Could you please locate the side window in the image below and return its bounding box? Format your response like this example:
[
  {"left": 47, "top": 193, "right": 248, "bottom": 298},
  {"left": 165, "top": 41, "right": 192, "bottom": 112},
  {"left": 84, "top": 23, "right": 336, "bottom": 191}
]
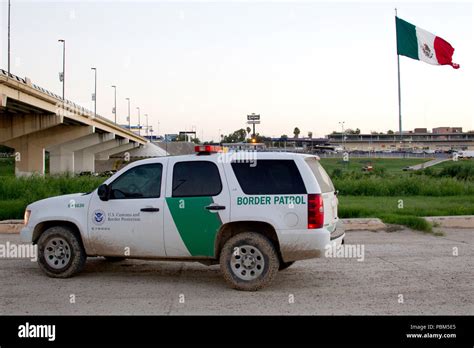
[
  {"left": 172, "top": 161, "right": 222, "bottom": 197},
  {"left": 231, "top": 160, "right": 307, "bottom": 195},
  {"left": 109, "top": 163, "right": 163, "bottom": 199}
]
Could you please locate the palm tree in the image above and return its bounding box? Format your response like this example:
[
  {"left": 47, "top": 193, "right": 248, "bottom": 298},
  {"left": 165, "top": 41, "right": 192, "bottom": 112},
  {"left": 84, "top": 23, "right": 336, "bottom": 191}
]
[
  {"left": 293, "top": 127, "right": 300, "bottom": 138},
  {"left": 308, "top": 131, "right": 313, "bottom": 139}
]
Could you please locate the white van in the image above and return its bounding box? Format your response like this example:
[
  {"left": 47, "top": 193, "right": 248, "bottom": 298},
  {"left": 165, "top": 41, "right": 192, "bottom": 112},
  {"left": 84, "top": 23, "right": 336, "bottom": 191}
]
[{"left": 21, "top": 146, "right": 344, "bottom": 291}]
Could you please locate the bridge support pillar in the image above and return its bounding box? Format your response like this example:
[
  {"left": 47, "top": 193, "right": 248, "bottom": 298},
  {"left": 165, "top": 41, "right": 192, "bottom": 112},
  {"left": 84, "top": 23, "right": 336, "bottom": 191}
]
[
  {"left": 48, "top": 132, "right": 115, "bottom": 175},
  {"left": 2, "top": 125, "right": 93, "bottom": 176},
  {"left": 73, "top": 138, "right": 130, "bottom": 173}
]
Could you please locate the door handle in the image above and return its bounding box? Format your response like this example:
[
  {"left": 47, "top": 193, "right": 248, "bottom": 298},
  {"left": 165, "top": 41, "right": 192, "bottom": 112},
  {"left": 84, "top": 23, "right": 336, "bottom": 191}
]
[
  {"left": 205, "top": 204, "right": 226, "bottom": 211},
  {"left": 140, "top": 207, "right": 160, "bottom": 212}
]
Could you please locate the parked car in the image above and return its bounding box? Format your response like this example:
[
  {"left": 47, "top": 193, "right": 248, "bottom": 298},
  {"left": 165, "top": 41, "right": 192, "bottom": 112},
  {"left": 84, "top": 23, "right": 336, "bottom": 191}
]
[{"left": 21, "top": 146, "right": 344, "bottom": 291}]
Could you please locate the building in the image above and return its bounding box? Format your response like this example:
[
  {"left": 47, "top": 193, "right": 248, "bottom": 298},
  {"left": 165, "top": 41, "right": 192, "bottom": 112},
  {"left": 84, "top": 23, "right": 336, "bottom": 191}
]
[
  {"left": 432, "top": 127, "right": 463, "bottom": 134},
  {"left": 326, "top": 127, "right": 474, "bottom": 152}
]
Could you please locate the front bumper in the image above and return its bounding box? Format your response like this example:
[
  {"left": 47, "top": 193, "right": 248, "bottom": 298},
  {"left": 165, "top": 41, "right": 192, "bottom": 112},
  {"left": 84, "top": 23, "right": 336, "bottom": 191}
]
[{"left": 20, "top": 226, "right": 34, "bottom": 243}]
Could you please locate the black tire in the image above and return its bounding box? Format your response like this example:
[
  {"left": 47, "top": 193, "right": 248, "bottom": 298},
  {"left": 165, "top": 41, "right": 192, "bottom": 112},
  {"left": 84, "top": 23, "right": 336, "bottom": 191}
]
[
  {"left": 103, "top": 256, "right": 126, "bottom": 262},
  {"left": 220, "top": 232, "right": 279, "bottom": 291},
  {"left": 279, "top": 261, "right": 295, "bottom": 271},
  {"left": 37, "top": 226, "right": 86, "bottom": 278}
]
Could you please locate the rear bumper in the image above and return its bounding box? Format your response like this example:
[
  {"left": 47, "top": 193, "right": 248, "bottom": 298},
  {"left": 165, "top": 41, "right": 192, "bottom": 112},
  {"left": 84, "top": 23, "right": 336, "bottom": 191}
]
[{"left": 278, "top": 220, "right": 345, "bottom": 262}]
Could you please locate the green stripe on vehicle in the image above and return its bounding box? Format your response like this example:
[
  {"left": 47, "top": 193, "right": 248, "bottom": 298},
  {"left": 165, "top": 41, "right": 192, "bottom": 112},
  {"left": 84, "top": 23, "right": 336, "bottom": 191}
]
[{"left": 166, "top": 197, "right": 222, "bottom": 257}]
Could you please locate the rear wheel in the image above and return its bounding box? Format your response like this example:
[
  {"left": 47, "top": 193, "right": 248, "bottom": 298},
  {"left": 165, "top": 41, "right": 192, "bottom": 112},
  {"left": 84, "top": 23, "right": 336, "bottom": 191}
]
[
  {"left": 37, "top": 226, "right": 86, "bottom": 278},
  {"left": 220, "top": 232, "right": 279, "bottom": 291}
]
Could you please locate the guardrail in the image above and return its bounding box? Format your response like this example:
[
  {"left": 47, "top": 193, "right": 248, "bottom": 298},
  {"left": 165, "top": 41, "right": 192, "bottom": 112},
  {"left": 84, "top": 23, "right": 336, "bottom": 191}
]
[{"left": 0, "top": 69, "right": 135, "bottom": 134}]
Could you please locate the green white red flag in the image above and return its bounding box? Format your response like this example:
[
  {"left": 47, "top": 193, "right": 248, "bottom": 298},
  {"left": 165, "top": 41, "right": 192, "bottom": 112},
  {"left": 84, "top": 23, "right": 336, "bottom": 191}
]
[{"left": 396, "top": 16, "right": 460, "bottom": 69}]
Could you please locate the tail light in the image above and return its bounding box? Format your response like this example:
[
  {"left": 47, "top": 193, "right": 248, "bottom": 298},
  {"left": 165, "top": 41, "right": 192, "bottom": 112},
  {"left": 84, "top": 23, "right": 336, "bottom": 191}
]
[{"left": 308, "top": 194, "right": 324, "bottom": 229}]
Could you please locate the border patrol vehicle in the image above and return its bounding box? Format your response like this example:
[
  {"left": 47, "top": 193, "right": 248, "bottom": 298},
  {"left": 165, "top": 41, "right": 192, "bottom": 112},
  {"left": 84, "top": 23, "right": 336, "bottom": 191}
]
[{"left": 21, "top": 146, "right": 344, "bottom": 291}]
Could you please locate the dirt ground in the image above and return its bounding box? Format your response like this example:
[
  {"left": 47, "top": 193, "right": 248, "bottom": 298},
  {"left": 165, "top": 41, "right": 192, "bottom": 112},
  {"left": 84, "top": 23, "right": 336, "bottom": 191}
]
[{"left": 0, "top": 227, "right": 472, "bottom": 315}]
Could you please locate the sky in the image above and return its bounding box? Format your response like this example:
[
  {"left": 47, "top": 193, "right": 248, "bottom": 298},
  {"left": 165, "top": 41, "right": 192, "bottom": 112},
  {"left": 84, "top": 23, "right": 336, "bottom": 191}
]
[{"left": 0, "top": 0, "right": 473, "bottom": 141}]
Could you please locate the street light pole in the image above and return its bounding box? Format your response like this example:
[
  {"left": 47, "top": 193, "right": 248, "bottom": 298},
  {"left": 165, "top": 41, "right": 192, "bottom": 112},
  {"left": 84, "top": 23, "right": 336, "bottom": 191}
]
[
  {"left": 144, "top": 114, "right": 149, "bottom": 137},
  {"left": 58, "top": 39, "right": 65, "bottom": 100},
  {"left": 126, "top": 98, "right": 130, "bottom": 129},
  {"left": 91, "top": 68, "right": 97, "bottom": 117},
  {"left": 111, "top": 85, "right": 117, "bottom": 123},
  {"left": 7, "top": 0, "right": 11, "bottom": 74},
  {"left": 339, "top": 121, "right": 345, "bottom": 149},
  {"left": 136, "top": 107, "right": 141, "bottom": 136}
]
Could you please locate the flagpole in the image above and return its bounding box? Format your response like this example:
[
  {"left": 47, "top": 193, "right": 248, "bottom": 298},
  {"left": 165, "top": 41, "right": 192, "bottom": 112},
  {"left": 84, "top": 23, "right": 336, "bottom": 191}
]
[{"left": 395, "top": 8, "right": 402, "bottom": 143}]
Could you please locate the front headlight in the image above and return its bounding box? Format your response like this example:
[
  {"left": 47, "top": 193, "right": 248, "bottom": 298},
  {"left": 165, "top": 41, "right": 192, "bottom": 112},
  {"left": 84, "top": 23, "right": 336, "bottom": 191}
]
[{"left": 24, "top": 209, "right": 31, "bottom": 226}]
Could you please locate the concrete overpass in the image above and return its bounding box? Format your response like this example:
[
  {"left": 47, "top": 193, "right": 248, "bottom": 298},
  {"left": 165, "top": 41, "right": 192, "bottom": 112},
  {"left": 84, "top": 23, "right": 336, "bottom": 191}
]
[{"left": 0, "top": 69, "right": 146, "bottom": 176}]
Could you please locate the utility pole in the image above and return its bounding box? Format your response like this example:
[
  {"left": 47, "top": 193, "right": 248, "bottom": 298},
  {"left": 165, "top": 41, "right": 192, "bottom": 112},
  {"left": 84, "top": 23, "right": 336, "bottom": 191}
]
[
  {"left": 7, "top": 0, "right": 11, "bottom": 74},
  {"left": 58, "top": 39, "right": 65, "bottom": 100},
  {"left": 111, "top": 85, "right": 117, "bottom": 123},
  {"left": 91, "top": 68, "right": 97, "bottom": 117},
  {"left": 126, "top": 98, "right": 131, "bottom": 129},
  {"left": 144, "top": 114, "right": 149, "bottom": 137},
  {"left": 136, "top": 107, "right": 141, "bottom": 136},
  {"left": 339, "top": 121, "right": 345, "bottom": 149},
  {"left": 395, "top": 8, "right": 403, "bottom": 143}
]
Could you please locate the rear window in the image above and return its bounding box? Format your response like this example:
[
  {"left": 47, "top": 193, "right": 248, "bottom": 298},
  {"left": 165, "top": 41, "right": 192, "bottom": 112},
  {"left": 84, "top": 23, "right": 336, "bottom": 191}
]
[
  {"left": 231, "top": 160, "right": 306, "bottom": 195},
  {"left": 305, "top": 157, "right": 335, "bottom": 193}
]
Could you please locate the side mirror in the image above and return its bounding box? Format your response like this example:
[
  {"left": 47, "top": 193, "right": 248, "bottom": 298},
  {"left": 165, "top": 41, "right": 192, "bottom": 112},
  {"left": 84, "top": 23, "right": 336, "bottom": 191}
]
[{"left": 97, "top": 184, "right": 109, "bottom": 201}]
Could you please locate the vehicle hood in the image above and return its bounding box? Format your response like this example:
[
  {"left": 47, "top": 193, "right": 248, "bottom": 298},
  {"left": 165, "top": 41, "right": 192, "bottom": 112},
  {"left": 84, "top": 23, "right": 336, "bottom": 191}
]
[{"left": 27, "top": 193, "right": 87, "bottom": 210}]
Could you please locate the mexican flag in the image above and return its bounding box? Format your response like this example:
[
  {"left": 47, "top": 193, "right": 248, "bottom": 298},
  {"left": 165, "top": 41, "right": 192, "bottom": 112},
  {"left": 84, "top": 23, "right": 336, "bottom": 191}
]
[{"left": 396, "top": 17, "right": 460, "bottom": 69}]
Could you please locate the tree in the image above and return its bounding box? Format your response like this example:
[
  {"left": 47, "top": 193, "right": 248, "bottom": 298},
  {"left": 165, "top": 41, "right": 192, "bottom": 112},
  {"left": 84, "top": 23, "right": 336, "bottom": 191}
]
[
  {"left": 222, "top": 128, "right": 247, "bottom": 143},
  {"left": 387, "top": 130, "right": 394, "bottom": 135},
  {"left": 355, "top": 128, "right": 361, "bottom": 134},
  {"left": 293, "top": 127, "right": 300, "bottom": 138},
  {"left": 345, "top": 128, "right": 355, "bottom": 135},
  {"left": 308, "top": 131, "right": 313, "bottom": 139},
  {"left": 246, "top": 127, "right": 251, "bottom": 136}
]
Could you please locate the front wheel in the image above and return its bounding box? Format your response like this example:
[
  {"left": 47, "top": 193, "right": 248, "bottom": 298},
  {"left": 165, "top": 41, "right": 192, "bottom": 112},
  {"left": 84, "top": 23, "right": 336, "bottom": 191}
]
[
  {"left": 37, "top": 226, "right": 86, "bottom": 278},
  {"left": 220, "top": 232, "right": 279, "bottom": 291}
]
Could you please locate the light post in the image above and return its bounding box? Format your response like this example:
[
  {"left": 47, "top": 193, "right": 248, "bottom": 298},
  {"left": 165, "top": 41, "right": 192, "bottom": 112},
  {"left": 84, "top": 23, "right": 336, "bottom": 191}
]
[
  {"left": 58, "top": 39, "right": 65, "bottom": 100},
  {"left": 126, "top": 98, "right": 131, "bottom": 129},
  {"left": 339, "top": 121, "right": 345, "bottom": 149},
  {"left": 136, "top": 107, "right": 141, "bottom": 136},
  {"left": 7, "top": 0, "right": 11, "bottom": 73},
  {"left": 144, "top": 114, "right": 149, "bottom": 137},
  {"left": 91, "top": 68, "right": 97, "bottom": 117},
  {"left": 111, "top": 85, "right": 117, "bottom": 123}
]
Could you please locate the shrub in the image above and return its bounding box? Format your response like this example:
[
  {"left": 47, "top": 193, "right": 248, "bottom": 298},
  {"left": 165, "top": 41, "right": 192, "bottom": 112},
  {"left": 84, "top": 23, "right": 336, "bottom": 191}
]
[{"left": 379, "top": 214, "right": 433, "bottom": 233}]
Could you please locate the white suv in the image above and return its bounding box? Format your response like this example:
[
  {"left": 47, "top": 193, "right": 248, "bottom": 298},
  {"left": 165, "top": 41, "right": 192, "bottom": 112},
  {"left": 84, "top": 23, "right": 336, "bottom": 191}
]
[{"left": 21, "top": 146, "right": 344, "bottom": 291}]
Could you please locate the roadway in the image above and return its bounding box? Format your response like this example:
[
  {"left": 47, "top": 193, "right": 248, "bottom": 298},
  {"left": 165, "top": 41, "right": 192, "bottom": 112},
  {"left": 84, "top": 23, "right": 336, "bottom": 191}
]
[{"left": 0, "top": 227, "right": 472, "bottom": 315}]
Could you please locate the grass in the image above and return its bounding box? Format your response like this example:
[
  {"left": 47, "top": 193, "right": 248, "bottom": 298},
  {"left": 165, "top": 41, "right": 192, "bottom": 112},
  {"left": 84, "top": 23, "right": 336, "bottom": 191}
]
[
  {"left": 0, "top": 175, "right": 106, "bottom": 220},
  {"left": 333, "top": 176, "right": 474, "bottom": 196},
  {"left": 1, "top": 157, "right": 473, "bottom": 234},
  {"left": 338, "top": 195, "right": 474, "bottom": 218},
  {"left": 378, "top": 214, "right": 433, "bottom": 233},
  {"left": 319, "top": 157, "right": 430, "bottom": 175},
  {"left": 338, "top": 195, "right": 474, "bottom": 233},
  {"left": 0, "top": 158, "right": 14, "bottom": 176}
]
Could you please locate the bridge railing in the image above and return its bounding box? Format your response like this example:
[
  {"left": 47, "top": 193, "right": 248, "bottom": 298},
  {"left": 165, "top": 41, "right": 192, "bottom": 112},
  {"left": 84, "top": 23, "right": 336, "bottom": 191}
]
[{"left": 0, "top": 68, "right": 134, "bottom": 133}]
